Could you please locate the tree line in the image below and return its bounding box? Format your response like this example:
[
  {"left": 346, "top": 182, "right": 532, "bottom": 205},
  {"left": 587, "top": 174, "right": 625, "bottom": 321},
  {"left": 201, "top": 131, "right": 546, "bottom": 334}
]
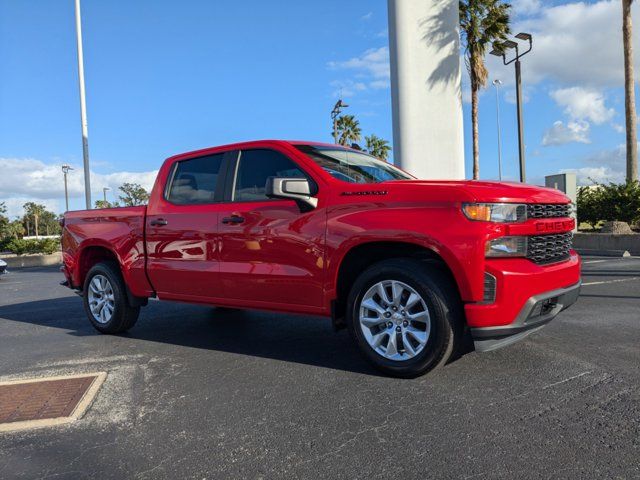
[{"left": 0, "top": 202, "right": 58, "bottom": 239}]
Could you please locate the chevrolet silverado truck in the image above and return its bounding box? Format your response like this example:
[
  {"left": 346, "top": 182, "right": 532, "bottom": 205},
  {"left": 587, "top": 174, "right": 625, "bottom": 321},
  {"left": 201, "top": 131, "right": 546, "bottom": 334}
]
[{"left": 61, "top": 140, "right": 581, "bottom": 377}]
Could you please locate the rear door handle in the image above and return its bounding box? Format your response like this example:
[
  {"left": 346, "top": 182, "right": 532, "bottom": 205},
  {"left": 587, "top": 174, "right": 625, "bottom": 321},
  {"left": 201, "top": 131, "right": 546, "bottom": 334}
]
[
  {"left": 150, "top": 218, "right": 168, "bottom": 227},
  {"left": 222, "top": 215, "right": 245, "bottom": 225}
]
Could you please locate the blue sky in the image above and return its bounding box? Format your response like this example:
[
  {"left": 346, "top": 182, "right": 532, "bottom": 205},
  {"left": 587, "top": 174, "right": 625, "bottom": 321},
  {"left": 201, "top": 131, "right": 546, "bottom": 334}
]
[{"left": 0, "top": 0, "right": 636, "bottom": 216}]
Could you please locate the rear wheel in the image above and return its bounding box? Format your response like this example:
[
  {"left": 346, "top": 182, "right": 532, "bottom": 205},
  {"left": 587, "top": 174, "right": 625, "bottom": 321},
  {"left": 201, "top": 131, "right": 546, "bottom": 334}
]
[
  {"left": 346, "top": 258, "right": 462, "bottom": 378},
  {"left": 83, "top": 262, "right": 140, "bottom": 334}
]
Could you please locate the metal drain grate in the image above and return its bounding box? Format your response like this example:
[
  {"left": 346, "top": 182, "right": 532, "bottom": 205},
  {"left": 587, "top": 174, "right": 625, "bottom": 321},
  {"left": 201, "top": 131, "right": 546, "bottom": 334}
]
[{"left": 0, "top": 372, "right": 106, "bottom": 432}]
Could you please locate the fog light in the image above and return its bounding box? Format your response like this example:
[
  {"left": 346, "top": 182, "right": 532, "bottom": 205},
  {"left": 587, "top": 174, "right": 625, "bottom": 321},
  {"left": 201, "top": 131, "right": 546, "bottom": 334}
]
[
  {"left": 486, "top": 236, "right": 527, "bottom": 258},
  {"left": 483, "top": 273, "right": 497, "bottom": 304}
]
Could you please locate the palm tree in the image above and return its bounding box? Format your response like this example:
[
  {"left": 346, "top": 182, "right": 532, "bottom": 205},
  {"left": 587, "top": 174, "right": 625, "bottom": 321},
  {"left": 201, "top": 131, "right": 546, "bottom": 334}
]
[
  {"left": 623, "top": 0, "right": 638, "bottom": 182},
  {"left": 23, "top": 202, "right": 46, "bottom": 238},
  {"left": 7, "top": 220, "right": 25, "bottom": 239},
  {"left": 335, "top": 115, "right": 362, "bottom": 146},
  {"left": 365, "top": 135, "right": 392, "bottom": 161},
  {"left": 32, "top": 204, "right": 45, "bottom": 238},
  {"left": 460, "top": 0, "right": 510, "bottom": 180}
]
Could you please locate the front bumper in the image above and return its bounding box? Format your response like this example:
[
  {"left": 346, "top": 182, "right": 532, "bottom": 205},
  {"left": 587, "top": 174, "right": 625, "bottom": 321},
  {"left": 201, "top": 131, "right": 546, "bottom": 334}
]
[
  {"left": 471, "top": 281, "right": 581, "bottom": 352},
  {"left": 463, "top": 251, "right": 581, "bottom": 352}
]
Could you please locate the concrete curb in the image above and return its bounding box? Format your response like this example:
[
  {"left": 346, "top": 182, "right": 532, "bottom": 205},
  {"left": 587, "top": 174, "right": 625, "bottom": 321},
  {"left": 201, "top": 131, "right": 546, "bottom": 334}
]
[
  {"left": 573, "top": 233, "right": 640, "bottom": 256},
  {"left": 575, "top": 248, "right": 631, "bottom": 258},
  {"left": 0, "top": 252, "right": 62, "bottom": 269}
]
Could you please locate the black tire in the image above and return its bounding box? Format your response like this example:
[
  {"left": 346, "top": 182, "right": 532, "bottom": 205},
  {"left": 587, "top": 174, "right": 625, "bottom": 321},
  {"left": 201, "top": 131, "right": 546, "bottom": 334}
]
[
  {"left": 346, "top": 258, "right": 463, "bottom": 378},
  {"left": 82, "top": 261, "right": 140, "bottom": 334}
]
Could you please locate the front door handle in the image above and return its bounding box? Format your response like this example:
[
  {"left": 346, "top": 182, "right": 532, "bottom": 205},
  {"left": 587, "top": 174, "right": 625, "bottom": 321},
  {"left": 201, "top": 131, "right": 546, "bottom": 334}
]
[
  {"left": 150, "top": 218, "right": 168, "bottom": 227},
  {"left": 222, "top": 215, "right": 245, "bottom": 225}
]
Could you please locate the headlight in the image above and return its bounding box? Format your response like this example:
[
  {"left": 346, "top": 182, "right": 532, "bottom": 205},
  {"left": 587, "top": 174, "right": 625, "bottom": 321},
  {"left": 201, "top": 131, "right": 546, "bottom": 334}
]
[
  {"left": 463, "top": 203, "right": 527, "bottom": 223},
  {"left": 486, "top": 236, "right": 527, "bottom": 258}
]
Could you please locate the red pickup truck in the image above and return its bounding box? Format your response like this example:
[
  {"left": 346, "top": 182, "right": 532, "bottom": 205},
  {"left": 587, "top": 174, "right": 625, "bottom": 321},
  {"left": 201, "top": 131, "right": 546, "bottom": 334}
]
[{"left": 61, "top": 140, "right": 581, "bottom": 377}]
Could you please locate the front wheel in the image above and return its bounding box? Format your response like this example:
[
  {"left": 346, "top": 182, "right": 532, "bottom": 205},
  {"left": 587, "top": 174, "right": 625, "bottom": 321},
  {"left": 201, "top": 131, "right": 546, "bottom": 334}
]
[
  {"left": 346, "top": 259, "right": 463, "bottom": 378},
  {"left": 83, "top": 262, "right": 140, "bottom": 334}
]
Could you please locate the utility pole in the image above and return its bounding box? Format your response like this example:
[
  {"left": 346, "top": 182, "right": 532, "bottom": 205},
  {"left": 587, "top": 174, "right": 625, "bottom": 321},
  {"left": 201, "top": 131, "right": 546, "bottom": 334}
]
[
  {"left": 331, "top": 99, "right": 348, "bottom": 144},
  {"left": 62, "top": 164, "right": 73, "bottom": 212},
  {"left": 74, "top": 0, "right": 92, "bottom": 209},
  {"left": 491, "top": 33, "right": 533, "bottom": 184},
  {"left": 514, "top": 59, "right": 526, "bottom": 183},
  {"left": 492, "top": 80, "right": 503, "bottom": 181},
  {"left": 103, "top": 187, "right": 110, "bottom": 202}
]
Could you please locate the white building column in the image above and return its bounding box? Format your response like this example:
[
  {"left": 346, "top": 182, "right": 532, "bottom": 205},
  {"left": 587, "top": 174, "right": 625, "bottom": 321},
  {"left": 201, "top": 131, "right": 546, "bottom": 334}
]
[{"left": 388, "top": 0, "right": 465, "bottom": 180}]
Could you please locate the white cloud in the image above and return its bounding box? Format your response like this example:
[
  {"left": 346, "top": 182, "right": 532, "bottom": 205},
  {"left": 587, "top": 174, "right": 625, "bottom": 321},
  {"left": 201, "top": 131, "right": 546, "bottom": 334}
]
[
  {"left": 582, "top": 143, "right": 627, "bottom": 172},
  {"left": 561, "top": 166, "right": 624, "bottom": 185},
  {"left": 543, "top": 120, "right": 591, "bottom": 146},
  {"left": 503, "top": 86, "right": 533, "bottom": 105},
  {"left": 328, "top": 47, "right": 390, "bottom": 96},
  {"left": 376, "top": 29, "right": 388, "bottom": 39},
  {"left": 550, "top": 87, "right": 615, "bottom": 125},
  {"left": 0, "top": 157, "right": 157, "bottom": 217},
  {"left": 369, "top": 79, "right": 390, "bottom": 90},
  {"left": 329, "top": 46, "right": 390, "bottom": 80},
  {"left": 612, "top": 123, "right": 625, "bottom": 134},
  {"left": 561, "top": 143, "right": 635, "bottom": 185},
  {"left": 361, "top": 12, "right": 373, "bottom": 21},
  {"left": 329, "top": 79, "right": 367, "bottom": 98},
  {"left": 511, "top": 0, "right": 542, "bottom": 16}
]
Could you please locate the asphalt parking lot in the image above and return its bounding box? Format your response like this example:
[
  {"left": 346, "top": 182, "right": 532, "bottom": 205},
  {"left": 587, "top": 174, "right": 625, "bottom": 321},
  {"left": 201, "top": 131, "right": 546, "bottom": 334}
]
[{"left": 0, "top": 257, "right": 638, "bottom": 479}]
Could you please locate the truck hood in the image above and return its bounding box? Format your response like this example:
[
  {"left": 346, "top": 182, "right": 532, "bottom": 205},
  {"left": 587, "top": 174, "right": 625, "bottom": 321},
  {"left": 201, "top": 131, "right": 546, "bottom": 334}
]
[{"left": 387, "top": 180, "right": 571, "bottom": 204}]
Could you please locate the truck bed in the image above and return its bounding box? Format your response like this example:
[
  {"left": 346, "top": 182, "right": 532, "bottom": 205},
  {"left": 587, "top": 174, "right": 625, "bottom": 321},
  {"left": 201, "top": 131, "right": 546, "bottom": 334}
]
[{"left": 61, "top": 206, "right": 153, "bottom": 297}]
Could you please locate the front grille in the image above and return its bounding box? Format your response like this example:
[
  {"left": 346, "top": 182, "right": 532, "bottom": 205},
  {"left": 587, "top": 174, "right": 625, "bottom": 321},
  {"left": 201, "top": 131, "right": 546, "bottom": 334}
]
[
  {"left": 527, "top": 232, "right": 573, "bottom": 265},
  {"left": 527, "top": 203, "right": 572, "bottom": 219}
]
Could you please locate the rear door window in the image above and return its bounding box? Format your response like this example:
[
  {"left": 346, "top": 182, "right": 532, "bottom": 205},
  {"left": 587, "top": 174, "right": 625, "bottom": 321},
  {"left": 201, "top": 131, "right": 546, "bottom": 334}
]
[{"left": 167, "top": 154, "right": 224, "bottom": 205}]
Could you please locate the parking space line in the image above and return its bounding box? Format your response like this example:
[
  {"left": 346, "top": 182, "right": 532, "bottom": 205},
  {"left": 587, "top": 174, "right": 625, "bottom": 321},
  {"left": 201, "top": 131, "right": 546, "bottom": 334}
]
[{"left": 582, "top": 277, "right": 640, "bottom": 286}]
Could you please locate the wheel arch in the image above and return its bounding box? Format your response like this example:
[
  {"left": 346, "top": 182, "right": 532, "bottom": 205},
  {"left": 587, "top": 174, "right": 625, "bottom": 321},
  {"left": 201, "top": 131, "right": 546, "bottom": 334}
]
[
  {"left": 330, "top": 240, "right": 467, "bottom": 330},
  {"left": 75, "top": 244, "right": 119, "bottom": 288},
  {"left": 76, "top": 245, "right": 147, "bottom": 308}
]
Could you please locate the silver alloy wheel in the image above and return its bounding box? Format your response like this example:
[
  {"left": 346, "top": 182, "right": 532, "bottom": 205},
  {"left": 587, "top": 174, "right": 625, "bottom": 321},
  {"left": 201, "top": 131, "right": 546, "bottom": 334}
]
[
  {"left": 87, "top": 274, "right": 115, "bottom": 324},
  {"left": 359, "top": 280, "right": 431, "bottom": 361}
]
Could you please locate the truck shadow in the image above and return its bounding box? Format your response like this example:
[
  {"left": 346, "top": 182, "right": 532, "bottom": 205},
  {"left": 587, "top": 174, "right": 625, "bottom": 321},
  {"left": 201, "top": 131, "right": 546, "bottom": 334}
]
[
  {"left": 0, "top": 295, "right": 473, "bottom": 376},
  {"left": 0, "top": 296, "right": 390, "bottom": 376}
]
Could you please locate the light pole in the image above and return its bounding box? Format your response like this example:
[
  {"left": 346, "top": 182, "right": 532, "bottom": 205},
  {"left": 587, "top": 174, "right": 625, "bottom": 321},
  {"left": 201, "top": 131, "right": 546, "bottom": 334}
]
[
  {"left": 61, "top": 164, "right": 74, "bottom": 212},
  {"left": 74, "top": 0, "right": 92, "bottom": 209},
  {"left": 331, "top": 99, "right": 348, "bottom": 144},
  {"left": 102, "top": 187, "right": 110, "bottom": 203},
  {"left": 492, "top": 79, "right": 503, "bottom": 181},
  {"left": 491, "top": 33, "right": 533, "bottom": 183}
]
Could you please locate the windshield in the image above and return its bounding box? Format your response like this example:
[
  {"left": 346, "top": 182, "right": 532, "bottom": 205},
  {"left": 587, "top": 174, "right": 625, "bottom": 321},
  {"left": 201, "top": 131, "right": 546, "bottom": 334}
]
[{"left": 294, "top": 145, "right": 412, "bottom": 184}]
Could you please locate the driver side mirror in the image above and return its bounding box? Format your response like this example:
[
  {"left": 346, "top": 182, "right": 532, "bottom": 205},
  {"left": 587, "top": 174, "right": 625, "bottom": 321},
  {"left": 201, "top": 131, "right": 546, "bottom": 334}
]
[{"left": 266, "top": 177, "right": 318, "bottom": 210}]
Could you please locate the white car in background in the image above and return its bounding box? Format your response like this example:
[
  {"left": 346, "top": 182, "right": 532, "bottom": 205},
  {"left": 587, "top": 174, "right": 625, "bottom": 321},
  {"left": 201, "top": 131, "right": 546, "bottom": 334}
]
[{"left": 0, "top": 259, "right": 7, "bottom": 276}]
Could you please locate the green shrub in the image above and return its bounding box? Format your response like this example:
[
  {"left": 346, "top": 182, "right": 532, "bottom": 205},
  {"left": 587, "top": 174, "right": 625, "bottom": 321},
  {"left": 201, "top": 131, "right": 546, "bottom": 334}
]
[
  {"left": 0, "top": 238, "right": 12, "bottom": 253},
  {"left": 598, "top": 181, "right": 640, "bottom": 224},
  {"left": 40, "top": 238, "right": 60, "bottom": 255},
  {"left": 5, "top": 238, "right": 60, "bottom": 255},
  {"left": 577, "top": 181, "right": 640, "bottom": 228},
  {"left": 577, "top": 186, "right": 604, "bottom": 229}
]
